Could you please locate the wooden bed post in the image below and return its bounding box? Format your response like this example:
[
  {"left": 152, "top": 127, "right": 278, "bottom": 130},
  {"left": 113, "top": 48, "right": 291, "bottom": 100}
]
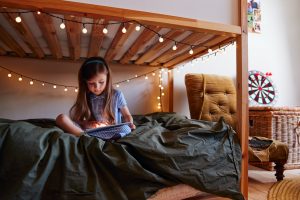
[
  {"left": 168, "top": 71, "right": 174, "bottom": 112},
  {"left": 237, "top": 0, "right": 249, "bottom": 199}
]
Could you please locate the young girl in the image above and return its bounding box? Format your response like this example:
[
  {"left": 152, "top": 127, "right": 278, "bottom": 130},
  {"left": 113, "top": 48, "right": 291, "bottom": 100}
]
[{"left": 56, "top": 57, "right": 135, "bottom": 137}]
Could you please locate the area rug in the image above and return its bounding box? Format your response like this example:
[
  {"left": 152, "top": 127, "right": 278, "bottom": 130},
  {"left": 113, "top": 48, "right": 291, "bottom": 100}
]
[{"left": 268, "top": 177, "right": 300, "bottom": 200}]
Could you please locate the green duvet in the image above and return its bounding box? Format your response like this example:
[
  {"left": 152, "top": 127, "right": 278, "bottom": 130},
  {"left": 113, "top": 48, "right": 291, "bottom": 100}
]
[{"left": 0, "top": 113, "right": 243, "bottom": 200}]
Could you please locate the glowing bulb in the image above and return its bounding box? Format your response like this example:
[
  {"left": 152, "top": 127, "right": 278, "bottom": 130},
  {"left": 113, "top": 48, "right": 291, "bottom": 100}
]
[
  {"left": 158, "top": 103, "right": 161, "bottom": 106},
  {"left": 152, "top": 73, "right": 155, "bottom": 76},
  {"left": 189, "top": 49, "right": 194, "bottom": 55},
  {"left": 172, "top": 44, "right": 177, "bottom": 51},
  {"left": 135, "top": 74, "right": 138, "bottom": 78},
  {"left": 30, "top": 80, "right": 34, "bottom": 85},
  {"left": 145, "top": 76, "right": 148, "bottom": 80},
  {"left": 8, "top": 73, "right": 12, "bottom": 78},
  {"left": 116, "top": 84, "right": 120, "bottom": 88},
  {"left": 75, "top": 88, "right": 78, "bottom": 92},
  {"left": 37, "top": 11, "right": 41, "bottom": 15},
  {"left": 42, "top": 83, "right": 45, "bottom": 86},
  {"left": 102, "top": 27, "right": 108, "bottom": 34},
  {"left": 135, "top": 25, "right": 141, "bottom": 31},
  {"left": 60, "top": 22, "right": 65, "bottom": 29},
  {"left": 122, "top": 26, "right": 127, "bottom": 33},
  {"left": 64, "top": 87, "right": 68, "bottom": 92},
  {"left": 159, "top": 84, "right": 162, "bottom": 88},
  {"left": 162, "top": 93, "right": 165, "bottom": 96},
  {"left": 53, "top": 85, "right": 57, "bottom": 89},
  {"left": 168, "top": 70, "right": 171, "bottom": 73},
  {"left": 157, "top": 96, "right": 160, "bottom": 100},
  {"left": 127, "top": 79, "right": 130, "bottom": 82},
  {"left": 161, "top": 87, "right": 164, "bottom": 90},
  {"left": 208, "top": 48, "right": 213, "bottom": 53},
  {"left": 82, "top": 27, "right": 87, "bottom": 34},
  {"left": 159, "top": 36, "right": 164, "bottom": 43},
  {"left": 18, "top": 77, "right": 22, "bottom": 81},
  {"left": 15, "top": 16, "right": 21, "bottom": 23}
]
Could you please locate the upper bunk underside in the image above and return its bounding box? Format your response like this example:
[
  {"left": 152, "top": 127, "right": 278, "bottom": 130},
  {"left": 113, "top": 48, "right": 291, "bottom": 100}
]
[{"left": 0, "top": 0, "right": 241, "bottom": 68}]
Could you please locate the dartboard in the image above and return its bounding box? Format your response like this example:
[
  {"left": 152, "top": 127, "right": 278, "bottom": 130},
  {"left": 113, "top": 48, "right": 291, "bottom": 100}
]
[{"left": 248, "top": 70, "right": 277, "bottom": 105}]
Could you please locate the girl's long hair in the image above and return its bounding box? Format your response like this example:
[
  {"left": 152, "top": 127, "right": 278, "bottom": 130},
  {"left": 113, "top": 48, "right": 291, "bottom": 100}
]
[{"left": 70, "top": 57, "right": 115, "bottom": 124}]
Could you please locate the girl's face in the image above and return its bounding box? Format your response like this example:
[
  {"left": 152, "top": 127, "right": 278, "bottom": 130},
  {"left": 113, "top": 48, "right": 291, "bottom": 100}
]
[{"left": 86, "top": 72, "right": 107, "bottom": 95}]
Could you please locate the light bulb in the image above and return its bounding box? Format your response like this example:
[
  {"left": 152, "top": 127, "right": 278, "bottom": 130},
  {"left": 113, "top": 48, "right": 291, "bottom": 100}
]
[
  {"left": 122, "top": 26, "right": 127, "bottom": 33},
  {"left": 15, "top": 16, "right": 21, "bottom": 23},
  {"left": 159, "top": 36, "right": 164, "bottom": 43},
  {"left": 60, "top": 22, "right": 65, "bottom": 29},
  {"left": 157, "top": 96, "right": 160, "bottom": 100},
  {"left": 116, "top": 84, "right": 120, "bottom": 88},
  {"left": 152, "top": 73, "right": 155, "bottom": 76},
  {"left": 18, "top": 77, "right": 22, "bottom": 81},
  {"left": 64, "top": 87, "right": 68, "bottom": 92},
  {"left": 172, "top": 44, "right": 177, "bottom": 51},
  {"left": 30, "top": 80, "right": 34, "bottom": 85},
  {"left": 82, "top": 27, "right": 87, "bottom": 34},
  {"left": 135, "top": 25, "right": 141, "bottom": 31},
  {"left": 189, "top": 49, "right": 194, "bottom": 55},
  {"left": 42, "top": 83, "right": 45, "bottom": 86},
  {"left": 75, "top": 88, "right": 78, "bottom": 92},
  {"left": 53, "top": 85, "right": 57, "bottom": 89},
  {"left": 37, "top": 11, "right": 41, "bottom": 15},
  {"left": 145, "top": 76, "right": 148, "bottom": 80},
  {"left": 208, "top": 48, "right": 213, "bottom": 53},
  {"left": 127, "top": 79, "right": 130, "bottom": 82},
  {"left": 135, "top": 75, "right": 138, "bottom": 78},
  {"left": 8, "top": 73, "right": 12, "bottom": 78},
  {"left": 162, "top": 93, "right": 165, "bottom": 96},
  {"left": 103, "top": 27, "right": 108, "bottom": 34}
]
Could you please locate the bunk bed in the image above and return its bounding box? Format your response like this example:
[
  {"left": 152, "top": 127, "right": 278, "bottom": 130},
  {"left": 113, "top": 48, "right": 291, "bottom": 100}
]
[{"left": 0, "top": 0, "right": 249, "bottom": 199}]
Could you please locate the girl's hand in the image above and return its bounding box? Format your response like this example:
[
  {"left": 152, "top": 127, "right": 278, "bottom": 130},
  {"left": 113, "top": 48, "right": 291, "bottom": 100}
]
[{"left": 129, "top": 122, "right": 136, "bottom": 130}]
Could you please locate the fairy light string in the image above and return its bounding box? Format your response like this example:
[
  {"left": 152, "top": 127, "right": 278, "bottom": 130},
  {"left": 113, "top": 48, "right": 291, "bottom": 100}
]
[{"left": 0, "top": 9, "right": 235, "bottom": 54}]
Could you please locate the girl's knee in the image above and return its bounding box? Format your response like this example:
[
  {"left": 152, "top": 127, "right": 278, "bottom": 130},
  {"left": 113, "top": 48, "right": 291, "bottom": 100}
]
[{"left": 56, "top": 114, "right": 69, "bottom": 125}]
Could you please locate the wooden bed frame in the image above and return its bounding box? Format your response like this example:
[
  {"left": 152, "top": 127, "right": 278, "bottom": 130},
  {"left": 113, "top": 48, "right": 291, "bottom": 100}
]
[{"left": 0, "top": 0, "right": 249, "bottom": 198}]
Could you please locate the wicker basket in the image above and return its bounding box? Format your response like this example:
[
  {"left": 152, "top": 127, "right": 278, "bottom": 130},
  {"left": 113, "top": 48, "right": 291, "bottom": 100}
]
[{"left": 249, "top": 106, "right": 300, "bottom": 170}]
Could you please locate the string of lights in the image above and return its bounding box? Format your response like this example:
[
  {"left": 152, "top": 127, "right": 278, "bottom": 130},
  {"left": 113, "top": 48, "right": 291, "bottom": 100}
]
[
  {"left": 0, "top": 64, "right": 163, "bottom": 90},
  {"left": 0, "top": 9, "right": 222, "bottom": 55}
]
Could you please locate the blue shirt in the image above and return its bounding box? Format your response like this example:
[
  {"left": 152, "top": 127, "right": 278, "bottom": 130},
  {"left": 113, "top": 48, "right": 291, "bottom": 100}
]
[{"left": 88, "top": 89, "right": 127, "bottom": 124}]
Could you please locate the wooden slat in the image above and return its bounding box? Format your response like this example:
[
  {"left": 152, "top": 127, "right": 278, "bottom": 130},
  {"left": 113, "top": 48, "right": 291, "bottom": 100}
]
[
  {"left": 1, "top": 8, "right": 44, "bottom": 58},
  {"left": 0, "top": 23, "right": 26, "bottom": 57},
  {"left": 0, "top": 0, "right": 241, "bottom": 36},
  {"left": 87, "top": 18, "right": 105, "bottom": 57},
  {"left": 237, "top": 0, "right": 249, "bottom": 199},
  {"left": 0, "top": 46, "right": 6, "bottom": 55},
  {"left": 134, "top": 30, "right": 184, "bottom": 65},
  {"left": 34, "top": 12, "right": 62, "bottom": 59},
  {"left": 149, "top": 32, "right": 210, "bottom": 66},
  {"left": 65, "top": 15, "right": 81, "bottom": 60},
  {"left": 119, "top": 25, "right": 161, "bottom": 64},
  {"left": 104, "top": 23, "right": 135, "bottom": 62},
  {"left": 164, "top": 35, "right": 226, "bottom": 68}
]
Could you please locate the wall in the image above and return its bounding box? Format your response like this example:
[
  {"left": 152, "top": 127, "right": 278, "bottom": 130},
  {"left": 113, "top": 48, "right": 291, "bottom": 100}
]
[
  {"left": 67, "top": 0, "right": 238, "bottom": 25},
  {"left": 0, "top": 57, "right": 165, "bottom": 119},
  {"left": 174, "top": 0, "right": 300, "bottom": 118}
]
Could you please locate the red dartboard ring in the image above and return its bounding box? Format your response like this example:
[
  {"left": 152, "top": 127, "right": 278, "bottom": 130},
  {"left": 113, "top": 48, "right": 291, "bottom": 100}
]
[{"left": 248, "top": 70, "right": 278, "bottom": 105}]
